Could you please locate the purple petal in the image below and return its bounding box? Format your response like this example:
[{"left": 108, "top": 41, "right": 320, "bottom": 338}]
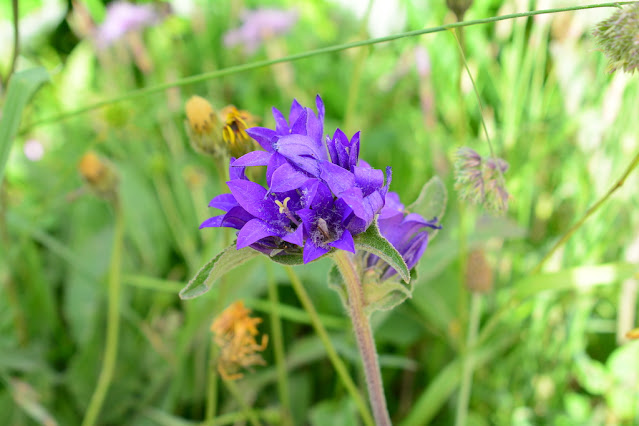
[
  {"left": 200, "top": 215, "right": 224, "bottom": 229},
  {"left": 333, "top": 129, "right": 350, "bottom": 169},
  {"left": 269, "top": 163, "right": 310, "bottom": 192},
  {"left": 316, "top": 95, "right": 325, "bottom": 123},
  {"left": 227, "top": 180, "right": 277, "bottom": 220},
  {"left": 266, "top": 152, "right": 287, "bottom": 187},
  {"left": 354, "top": 165, "right": 384, "bottom": 196},
  {"left": 319, "top": 161, "right": 355, "bottom": 196},
  {"left": 208, "top": 193, "right": 237, "bottom": 211},
  {"left": 233, "top": 150, "right": 272, "bottom": 167},
  {"left": 228, "top": 157, "right": 247, "bottom": 180},
  {"left": 290, "top": 109, "right": 307, "bottom": 135},
  {"left": 282, "top": 225, "right": 304, "bottom": 247},
  {"left": 272, "top": 107, "right": 288, "bottom": 133},
  {"left": 349, "top": 131, "right": 360, "bottom": 169},
  {"left": 382, "top": 166, "right": 392, "bottom": 197},
  {"left": 237, "top": 218, "right": 280, "bottom": 249},
  {"left": 303, "top": 239, "right": 329, "bottom": 264},
  {"left": 246, "top": 127, "right": 279, "bottom": 152},
  {"left": 326, "top": 135, "right": 338, "bottom": 165},
  {"left": 329, "top": 229, "right": 355, "bottom": 253},
  {"left": 289, "top": 99, "right": 304, "bottom": 126},
  {"left": 301, "top": 180, "right": 333, "bottom": 211}
]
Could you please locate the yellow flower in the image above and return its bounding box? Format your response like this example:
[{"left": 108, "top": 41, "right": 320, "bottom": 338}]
[
  {"left": 185, "top": 96, "right": 217, "bottom": 135},
  {"left": 220, "top": 105, "right": 258, "bottom": 158},
  {"left": 211, "top": 301, "right": 268, "bottom": 380}
]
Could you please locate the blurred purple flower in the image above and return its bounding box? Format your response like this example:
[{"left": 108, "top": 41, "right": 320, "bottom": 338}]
[
  {"left": 224, "top": 8, "right": 298, "bottom": 54},
  {"left": 96, "top": 1, "right": 160, "bottom": 49},
  {"left": 370, "top": 192, "right": 440, "bottom": 279}
]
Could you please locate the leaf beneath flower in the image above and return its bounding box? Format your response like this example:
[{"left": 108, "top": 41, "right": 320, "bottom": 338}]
[
  {"left": 407, "top": 175, "right": 447, "bottom": 240},
  {"left": 179, "top": 244, "right": 260, "bottom": 299},
  {"left": 353, "top": 222, "right": 410, "bottom": 283}
]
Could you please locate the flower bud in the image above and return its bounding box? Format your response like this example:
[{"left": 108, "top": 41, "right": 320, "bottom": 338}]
[
  {"left": 465, "top": 249, "right": 493, "bottom": 293},
  {"left": 593, "top": 4, "right": 639, "bottom": 74},
  {"left": 185, "top": 95, "right": 224, "bottom": 156},
  {"left": 78, "top": 151, "right": 119, "bottom": 201},
  {"left": 446, "top": 0, "right": 473, "bottom": 21}
]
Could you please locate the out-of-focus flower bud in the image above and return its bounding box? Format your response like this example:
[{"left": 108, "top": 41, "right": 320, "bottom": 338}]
[
  {"left": 446, "top": 0, "right": 473, "bottom": 21},
  {"left": 78, "top": 151, "right": 119, "bottom": 201},
  {"left": 210, "top": 301, "right": 268, "bottom": 380},
  {"left": 465, "top": 249, "right": 493, "bottom": 293}
]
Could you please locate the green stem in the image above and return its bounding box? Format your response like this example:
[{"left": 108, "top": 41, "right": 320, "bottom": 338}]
[
  {"left": 455, "top": 292, "right": 482, "bottom": 426},
  {"left": 332, "top": 251, "right": 391, "bottom": 426},
  {"left": 223, "top": 379, "right": 261, "bottom": 426},
  {"left": 82, "top": 199, "right": 124, "bottom": 426},
  {"left": 284, "top": 266, "right": 375, "bottom": 426},
  {"left": 532, "top": 149, "right": 639, "bottom": 274},
  {"left": 5, "top": 0, "right": 19, "bottom": 85},
  {"left": 22, "top": 2, "right": 634, "bottom": 131},
  {"left": 477, "top": 150, "right": 639, "bottom": 347},
  {"left": 266, "top": 263, "right": 292, "bottom": 426},
  {"left": 205, "top": 339, "right": 219, "bottom": 423}
]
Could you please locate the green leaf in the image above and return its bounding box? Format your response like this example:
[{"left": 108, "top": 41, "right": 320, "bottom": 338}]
[
  {"left": 265, "top": 253, "right": 306, "bottom": 265},
  {"left": 406, "top": 175, "right": 447, "bottom": 240},
  {"left": 354, "top": 222, "right": 410, "bottom": 282},
  {"left": 179, "top": 243, "right": 260, "bottom": 299},
  {"left": 0, "top": 67, "right": 49, "bottom": 184}
]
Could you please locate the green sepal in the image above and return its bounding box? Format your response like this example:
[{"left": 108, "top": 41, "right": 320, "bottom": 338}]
[
  {"left": 328, "top": 265, "right": 418, "bottom": 316},
  {"left": 266, "top": 253, "right": 305, "bottom": 265},
  {"left": 407, "top": 175, "right": 447, "bottom": 240},
  {"left": 353, "top": 222, "right": 410, "bottom": 283},
  {"left": 179, "top": 243, "right": 260, "bottom": 299}
]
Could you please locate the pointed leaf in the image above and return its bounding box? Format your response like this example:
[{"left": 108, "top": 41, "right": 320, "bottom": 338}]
[
  {"left": 179, "top": 243, "right": 260, "bottom": 299},
  {"left": 354, "top": 222, "right": 410, "bottom": 283},
  {"left": 0, "top": 67, "right": 50, "bottom": 183},
  {"left": 407, "top": 176, "right": 447, "bottom": 241}
]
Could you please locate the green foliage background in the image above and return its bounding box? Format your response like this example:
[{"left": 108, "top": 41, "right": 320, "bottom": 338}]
[{"left": 1, "top": 0, "right": 638, "bottom": 424}]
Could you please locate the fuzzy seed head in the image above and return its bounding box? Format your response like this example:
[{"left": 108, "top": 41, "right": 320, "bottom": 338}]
[{"left": 593, "top": 4, "right": 639, "bottom": 74}]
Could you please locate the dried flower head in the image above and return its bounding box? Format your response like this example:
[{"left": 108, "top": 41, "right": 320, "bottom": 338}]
[
  {"left": 78, "top": 151, "right": 119, "bottom": 201},
  {"left": 454, "top": 147, "right": 509, "bottom": 213},
  {"left": 186, "top": 96, "right": 217, "bottom": 136},
  {"left": 211, "top": 301, "right": 268, "bottom": 380},
  {"left": 465, "top": 249, "right": 493, "bottom": 293},
  {"left": 220, "top": 106, "right": 258, "bottom": 158},
  {"left": 593, "top": 4, "right": 639, "bottom": 74}
]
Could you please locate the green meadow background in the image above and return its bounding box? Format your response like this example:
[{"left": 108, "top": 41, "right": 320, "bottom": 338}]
[{"left": 1, "top": 0, "right": 638, "bottom": 424}]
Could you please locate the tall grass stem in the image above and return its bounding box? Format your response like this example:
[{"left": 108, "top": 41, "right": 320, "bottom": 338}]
[
  {"left": 82, "top": 199, "right": 124, "bottom": 426},
  {"left": 455, "top": 292, "right": 482, "bottom": 426}
]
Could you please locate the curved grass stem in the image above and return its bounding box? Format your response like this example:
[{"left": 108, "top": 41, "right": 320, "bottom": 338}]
[
  {"left": 284, "top": 266, "right": 375, "bottom": 426},
  {"left": 82, "top": 199, "right": 124, "bottom": 426},
  {"left": 332, "top": 251, "right": 391, "bottom": 426},
  {"left": 21, "top": 2, "right": 634, "bottom": 132}
]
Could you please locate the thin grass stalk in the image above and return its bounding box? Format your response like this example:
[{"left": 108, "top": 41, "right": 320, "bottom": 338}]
[
  {"left": 82, "top": 199, "right": 124, "bottom": 426},
  {"left": 222, "top": 379, "right": 261, "bottom": 426},
  {"left": 5, "top": 0, "right": 19, "bottom": 85},
  {"left": 455, "top": 291, "right": 482, "bottom": 426},
  {"left": 284, "top": 266, "right": 375, "bottom": 426},
  {"left": 332, "top": 251, "right": 390, "bottom": 426},
  {"left": 21, "top": 2, "right": 635, "bottom": 132},
  {"left": 266, "top": 262, "right": 293, "bottom": 426}
]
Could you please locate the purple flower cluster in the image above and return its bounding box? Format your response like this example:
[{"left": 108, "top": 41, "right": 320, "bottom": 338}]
[
  {"left": 201, "top": 96, "right": 392, "bottom": 264},
  {"left": 224, "top": 8, "right": 298, "bottom": 54}
]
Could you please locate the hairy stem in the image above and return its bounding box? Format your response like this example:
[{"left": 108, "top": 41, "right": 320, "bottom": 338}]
[
  {"left": 332, "top": 251, "right": 391, "bottom": 426},
  {"left": 455, "top": 292, "right": 482, "bottom": 426},
  {"left": 82, "top": 199, "right": 124, "bottom": 426},
  {"left": 284, "top": 266, "right": 374, "bottom": 426},
  {"left": 22, "top": 2, "right": 634, "bottom": 132}
]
